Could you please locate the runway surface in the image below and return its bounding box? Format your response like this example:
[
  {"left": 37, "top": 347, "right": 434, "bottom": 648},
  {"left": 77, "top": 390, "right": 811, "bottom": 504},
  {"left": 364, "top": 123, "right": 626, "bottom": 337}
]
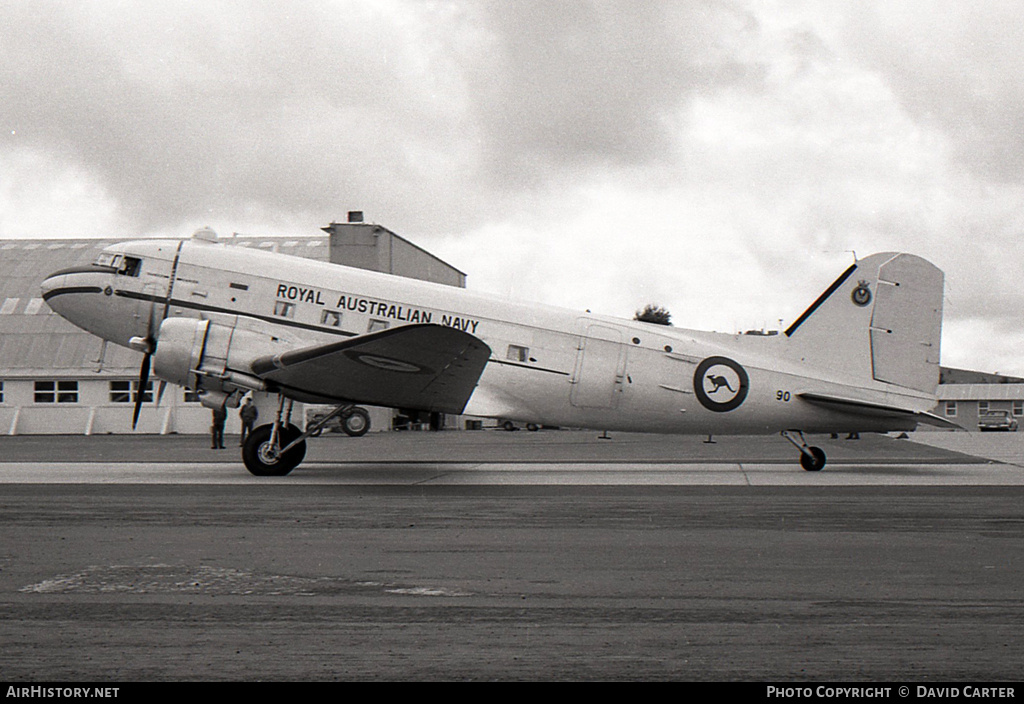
[{"left": 1, "top": 430, "right": 1022, "bottom": 681}]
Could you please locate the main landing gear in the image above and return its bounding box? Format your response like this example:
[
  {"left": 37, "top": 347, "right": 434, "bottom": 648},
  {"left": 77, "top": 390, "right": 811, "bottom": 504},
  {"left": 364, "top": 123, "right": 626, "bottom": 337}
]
[
  {"left": 242, "top": 398, "right": 363, "bottom": 476},
  {"left": 781, "top": 430, "right": 827, "bottom": 471}
]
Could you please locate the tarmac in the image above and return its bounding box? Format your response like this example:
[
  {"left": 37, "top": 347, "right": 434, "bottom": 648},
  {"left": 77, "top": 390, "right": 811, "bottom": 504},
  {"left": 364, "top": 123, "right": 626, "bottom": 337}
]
[
  {"left": 0, "top": 428, "right": 1021, "bottom": 485},
  {"left": 2, "top": 429, "right": 1023, "bottom": 681}
]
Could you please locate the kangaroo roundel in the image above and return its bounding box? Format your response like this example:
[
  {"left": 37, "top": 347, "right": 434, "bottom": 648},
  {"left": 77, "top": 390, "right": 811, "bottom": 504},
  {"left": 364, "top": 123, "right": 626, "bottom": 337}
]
[{"left": 694, "top": 356, "right": 749, "bottom": 412}]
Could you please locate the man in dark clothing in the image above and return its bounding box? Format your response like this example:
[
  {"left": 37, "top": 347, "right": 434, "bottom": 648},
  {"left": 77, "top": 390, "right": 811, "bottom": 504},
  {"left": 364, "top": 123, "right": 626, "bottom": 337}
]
[
  {"left": 239, "top": 397, "right": 258, "bottom": 446},
  {"left": 211, "top": 406, "right": 226, "bottom": 449}
]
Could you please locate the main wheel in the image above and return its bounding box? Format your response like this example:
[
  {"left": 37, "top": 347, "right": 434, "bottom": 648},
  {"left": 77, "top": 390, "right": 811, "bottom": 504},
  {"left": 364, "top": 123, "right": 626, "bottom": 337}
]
[
  {"left": 342, "top": 407, "right": 371, "bottom": 437},
  {"left": 242, "top": 423, "right": 307, "bottom": 476},
  {"left": 799, "top": 446, "right": 827, "bottom": 472}
]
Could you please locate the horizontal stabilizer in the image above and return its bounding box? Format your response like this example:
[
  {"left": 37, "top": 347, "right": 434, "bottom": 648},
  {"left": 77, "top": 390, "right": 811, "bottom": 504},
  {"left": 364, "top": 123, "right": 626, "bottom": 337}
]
[
  {"left": 799, "top": 392, "right": 961, "bottom": 430},
  {"left": 250, "top": 324, "right": 491, "bottom": 413}
]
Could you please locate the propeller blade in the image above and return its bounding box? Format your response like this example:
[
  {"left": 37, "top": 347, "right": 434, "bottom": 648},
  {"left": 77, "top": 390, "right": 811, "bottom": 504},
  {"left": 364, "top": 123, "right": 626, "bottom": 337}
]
[
  {"left": 132, "top": 353, "right": 151, "bottom": 430},
  {"left": 130, "top": 291, "right": 164, "bottom": 430},
  {"left": 156, "top": 380, "right": 167, "bottom": 407}
]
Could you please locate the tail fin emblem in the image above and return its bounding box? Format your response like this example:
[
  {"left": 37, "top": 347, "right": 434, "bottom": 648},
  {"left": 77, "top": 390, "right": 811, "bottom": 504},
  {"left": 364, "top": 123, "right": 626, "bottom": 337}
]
[{"left": 852, "top": 281, "right": 872, "bottom": 306}]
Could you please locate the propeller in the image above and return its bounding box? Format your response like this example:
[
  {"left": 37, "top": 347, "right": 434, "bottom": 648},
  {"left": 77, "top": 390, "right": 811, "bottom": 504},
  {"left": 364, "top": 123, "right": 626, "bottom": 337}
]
[
  {"left": 132, "top": 350, "right": 151, "bottom": 429},
  {"left": 129, "top": 297, "right": 161, "bottom": 430}
]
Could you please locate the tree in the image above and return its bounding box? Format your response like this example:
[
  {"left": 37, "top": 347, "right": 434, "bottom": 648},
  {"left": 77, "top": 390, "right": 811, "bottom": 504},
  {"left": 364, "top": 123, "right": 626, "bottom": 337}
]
[{"left": 634, "top": 304, "right": 672, "bottom": 326}]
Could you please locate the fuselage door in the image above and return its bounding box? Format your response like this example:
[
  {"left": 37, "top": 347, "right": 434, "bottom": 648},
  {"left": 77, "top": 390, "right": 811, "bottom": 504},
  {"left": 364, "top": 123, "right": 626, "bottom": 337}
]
[{"left": 571, "top": 323, "right": 627, "bottom": 409}]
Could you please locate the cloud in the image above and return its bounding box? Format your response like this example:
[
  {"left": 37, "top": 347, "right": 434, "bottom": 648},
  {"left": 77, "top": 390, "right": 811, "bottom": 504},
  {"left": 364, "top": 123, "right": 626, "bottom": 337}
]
[
  {"left": 843, "top": 1, "right": 1024, "bottom": 182},
  {"left": 0, "top": 1, "right": 760, "bottom": 236},
  {"left": 2, "top": 1, "right": 1023, "bottom": 374}
]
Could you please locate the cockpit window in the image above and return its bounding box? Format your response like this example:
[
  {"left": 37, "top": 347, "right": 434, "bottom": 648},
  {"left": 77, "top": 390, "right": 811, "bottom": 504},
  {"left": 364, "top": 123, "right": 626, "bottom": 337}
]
[
  {"left": 93, "top": 252, "right": 142, "bottom": 277},
  {"left": 119, "top": 256, "right": 142, "bottom": 277},
  {"left": 95, "top": 252, "right": 122, "bottom": 269}
]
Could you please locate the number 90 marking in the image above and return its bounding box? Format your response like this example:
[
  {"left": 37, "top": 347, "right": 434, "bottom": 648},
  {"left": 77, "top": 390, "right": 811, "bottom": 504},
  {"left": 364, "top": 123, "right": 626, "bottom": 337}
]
[{"left": 776, "top": 390, "right": 791, "bottom": 402}]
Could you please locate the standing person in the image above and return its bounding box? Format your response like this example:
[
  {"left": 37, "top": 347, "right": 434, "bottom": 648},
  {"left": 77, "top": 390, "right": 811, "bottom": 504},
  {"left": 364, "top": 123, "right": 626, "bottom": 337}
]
[
  {"left": 239, "top": 396, "right": 258, "bottom": 446},
  {"left": 211, "top": 406, "right": 226, "bottom": 450}
]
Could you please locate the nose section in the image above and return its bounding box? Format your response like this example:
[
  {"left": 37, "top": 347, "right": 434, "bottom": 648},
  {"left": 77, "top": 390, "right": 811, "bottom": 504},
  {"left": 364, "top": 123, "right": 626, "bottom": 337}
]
[{"left": 40, "top": 265, "right": 109, "bottom": 334}]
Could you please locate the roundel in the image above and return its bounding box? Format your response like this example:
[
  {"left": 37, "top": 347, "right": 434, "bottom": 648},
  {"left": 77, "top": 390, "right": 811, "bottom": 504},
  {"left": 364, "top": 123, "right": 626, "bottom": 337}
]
[
  {"left": 693, "top": 356, "right": 749, "bottom": 412},
  {"left": 344, "top": 351, "right": 430, "bottom": 374},
  {"left": 851, "top": 281, "right": 872, "bottom": 307}
]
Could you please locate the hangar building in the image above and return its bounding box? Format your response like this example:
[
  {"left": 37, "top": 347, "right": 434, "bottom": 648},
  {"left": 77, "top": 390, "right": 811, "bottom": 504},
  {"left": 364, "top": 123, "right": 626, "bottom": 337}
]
[
  {"left": 0, "top": 214, "right": 466, "bottom": 436},
  {"left": 933, "top": 368, "right": 1024, "bottom": 432}
]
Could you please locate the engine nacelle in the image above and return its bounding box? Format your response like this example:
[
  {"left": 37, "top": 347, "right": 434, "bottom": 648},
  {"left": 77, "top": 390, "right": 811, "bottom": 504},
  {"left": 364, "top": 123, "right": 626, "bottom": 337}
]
[{"left": 152, "top": 318, "right": 271, "bottom": 406}]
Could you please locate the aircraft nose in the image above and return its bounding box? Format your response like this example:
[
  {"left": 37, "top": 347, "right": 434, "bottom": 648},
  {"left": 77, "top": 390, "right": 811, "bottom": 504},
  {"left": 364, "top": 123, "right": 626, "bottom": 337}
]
[
  {"left": 40, "top": 266, "right": 106, "bottom": 323},
  {"left": 40, "top": 270, "right": 70, "bottom": 314}
]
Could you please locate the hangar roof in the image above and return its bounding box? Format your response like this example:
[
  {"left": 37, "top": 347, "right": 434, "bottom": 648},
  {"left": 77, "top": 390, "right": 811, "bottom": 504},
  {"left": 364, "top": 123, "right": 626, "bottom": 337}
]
[
  {"left": 936, "top": 384, "right": 1024, "bottom": 401},
  {"left": 0, "top": 235, "right": 329, "bottom": 378}
]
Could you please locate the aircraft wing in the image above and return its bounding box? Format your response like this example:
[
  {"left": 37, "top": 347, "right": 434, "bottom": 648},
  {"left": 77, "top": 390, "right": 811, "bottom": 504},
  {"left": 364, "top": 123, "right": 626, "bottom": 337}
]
[
  {"left": 798, "top": 392, "right": 962, "bottom": 429},
  {"left": 249, "top": 324, "right": 492, "bottom": 413}
]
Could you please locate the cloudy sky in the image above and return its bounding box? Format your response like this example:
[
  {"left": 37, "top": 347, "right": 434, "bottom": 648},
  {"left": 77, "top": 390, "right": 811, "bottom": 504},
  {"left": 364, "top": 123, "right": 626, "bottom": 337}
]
[{"left": 2, "top": 1, "right": 1023, "bottom": 375}]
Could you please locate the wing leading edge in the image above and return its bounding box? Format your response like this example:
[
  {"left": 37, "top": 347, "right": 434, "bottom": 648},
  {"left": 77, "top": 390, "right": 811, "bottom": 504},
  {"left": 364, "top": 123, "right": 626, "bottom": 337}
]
[{"left": 250, "top": 323, "right": 492, "bottom": 413}]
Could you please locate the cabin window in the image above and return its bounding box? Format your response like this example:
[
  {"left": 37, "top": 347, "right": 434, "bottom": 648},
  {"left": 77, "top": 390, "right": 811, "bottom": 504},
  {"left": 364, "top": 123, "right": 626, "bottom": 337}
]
[
  {"left": 321, "top": 310, "right": 343, "bottom": 327},
  {"left": 944, "top": 401, "right": 957, "bottom": 417},
  {"left": 35, "top": 380, "right": 79, "bottom": 404},
  {"left": 1014, "top": 401, "right": 1023, "bottom": 417},
  {"left": 368, "top": 319, "right": 389, "bottom": 333},
  {"left": 507, "top": 345, "right": 529, "bottom": 362},
  {"left": 274, "top": 301, "right": 296, "bottom": 318},
  {"left": 109, "top": 380, "right": 153, "bottom": 404}
]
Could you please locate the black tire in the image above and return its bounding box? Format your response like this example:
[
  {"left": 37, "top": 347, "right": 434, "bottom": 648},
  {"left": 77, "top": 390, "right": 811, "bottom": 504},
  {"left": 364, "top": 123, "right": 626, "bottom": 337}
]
[
  {"left": 502, "top": 420, "right": 517, "bottom": 431},
  {"left": 342, "top": 407, "right": 371, "bottom": 437},
  {"left": 800, "top": 446, "right": 827, "bottom": 472},
  {"left": 242, "top": 423, "right": 306, "bottom": 476},
  {"left": 526, "top": 423, "right": 539, "bottom": 432}
]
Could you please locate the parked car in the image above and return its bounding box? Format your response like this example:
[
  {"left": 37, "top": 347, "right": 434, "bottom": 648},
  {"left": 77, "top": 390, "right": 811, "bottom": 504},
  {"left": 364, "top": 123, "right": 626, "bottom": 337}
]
[
  {"left": 978, "top": 410, "right": 1018, "bottom": 432},
  {"left": 306, "top": 406, "right": 371, "bottom": 436},
  {"left": 497, "top": 420, "right": 541, "bottom": 432}
]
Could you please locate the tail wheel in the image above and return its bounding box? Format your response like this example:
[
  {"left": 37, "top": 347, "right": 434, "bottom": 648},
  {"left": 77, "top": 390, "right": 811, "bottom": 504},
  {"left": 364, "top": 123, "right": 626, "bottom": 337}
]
[
  {"left": 800, "top": 446, "right": 827, "bottom": 472},
  {"left": 342, "top": 407, "right": 371, "bottom": 437},
  {"left": 243, "top": 423, "right": 307, "bottom": 476}
]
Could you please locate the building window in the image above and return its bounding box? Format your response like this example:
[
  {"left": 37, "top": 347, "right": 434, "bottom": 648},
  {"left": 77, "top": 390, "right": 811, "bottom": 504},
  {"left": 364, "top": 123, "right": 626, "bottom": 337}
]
[
  {"left": 109, "top": 380, "right": 153, "bottom": 404},
  {"left": 184, "top": 389, "right": 201, "bottom": 403},
  {"left": 507, "top": 345, "right": 529, "bottom": 362},
  {"left": 1014, "top": 401, "right": 1023, "bottom": 417},
  {"left": 979, "top": 401, "right": 989, "bottom": 414},
  {"left": 0, "top": 380, "right": 4, "bottom": 403},
  {"left": 944, "top": 401, "right": 957, "bottom": 417},
  {"left": 321, "top": 310, "right": 343, "bottom": 327},
  {"left": 35, "top": 381, "right": 79, "bottom": 404},
  {"left": 368, "top": 319, "right": 389, "bottom": 333},
  {"left": 274, "top": 301, "right": 296, "bottom": 318}
]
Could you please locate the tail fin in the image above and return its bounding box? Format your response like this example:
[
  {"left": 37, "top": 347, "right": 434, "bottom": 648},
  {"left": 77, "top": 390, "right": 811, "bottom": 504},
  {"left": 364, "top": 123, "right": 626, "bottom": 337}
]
[{"left": 784, "top": 252, "right": 943, "bottom": 393}]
